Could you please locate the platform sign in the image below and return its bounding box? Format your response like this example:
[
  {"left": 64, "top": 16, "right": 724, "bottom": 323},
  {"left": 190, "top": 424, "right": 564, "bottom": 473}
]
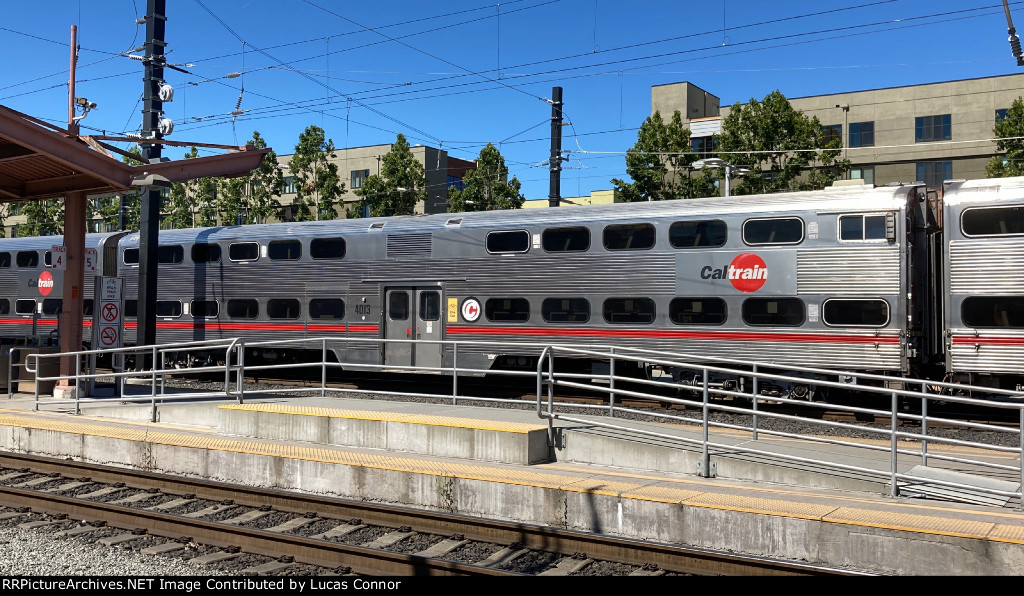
[
  {"left": 50, "top": 245, "right": 66, "bottom": 270},
  {"left": 93, "top": 276, "right": 123, "bottom": 350},
  {"left": 84, "top": 248, "right": 98, "bottom": 274}
]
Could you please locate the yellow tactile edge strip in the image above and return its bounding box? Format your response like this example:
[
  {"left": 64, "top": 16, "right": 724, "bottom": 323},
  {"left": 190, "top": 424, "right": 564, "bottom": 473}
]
[
  {"left": 0, "top": 413, "right": 1021, "bottom": 546},
  {"left": 218, "top": 403, "right": 546, "bottom": 433}
]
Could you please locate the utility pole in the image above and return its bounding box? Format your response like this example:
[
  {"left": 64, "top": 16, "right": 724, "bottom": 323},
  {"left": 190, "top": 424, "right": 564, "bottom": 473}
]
[
  {"left": 1003, "top": 0, "right": 1024, "bottom": 66},
  {"left": 548, "top": 86, "right": 564, "bottom": 208},
  {"left": 137, "top": 0, "right": 167, "bottom": 351}
]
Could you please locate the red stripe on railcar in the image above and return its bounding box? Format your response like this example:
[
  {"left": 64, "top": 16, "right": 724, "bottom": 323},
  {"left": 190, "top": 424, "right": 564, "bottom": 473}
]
[{"left": 445, "top": 325, "right": 902, "bottom": 345}]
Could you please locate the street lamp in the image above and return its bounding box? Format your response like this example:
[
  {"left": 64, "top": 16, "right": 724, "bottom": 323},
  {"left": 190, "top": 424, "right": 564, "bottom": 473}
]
[{"left": 693, "top": 158, "right": 750, "bottom": 197}]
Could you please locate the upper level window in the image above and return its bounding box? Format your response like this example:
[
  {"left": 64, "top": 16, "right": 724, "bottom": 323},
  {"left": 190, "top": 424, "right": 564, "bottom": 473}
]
[
  {"left": 267, "top": 298, "right": 301, "bottom": 320},
  {"left": 742, "top": 217, "right": 803, "bottom": 245},
  {"left": 603, "top": 223, "right": 656, "bottom": 251},
  {"left": 821, "top": 124, "right": 842, "bottom": 146},
  {"left": 310, "top": 238, "right": 346, "bottom": 260},
  {"left": 823, "top": 298, "right": 889, "bottom": 327},
  {"left": 282, "top": 176, "right": 297, "bottom": 194},
  {"left": 0, "top": 299, "right": 8, "bottom": 315},
  {"left": 192, "top": 244, "right": 221, "bottom": 263},
  {"left": 849, "top": 122, "right": 874, "bottom": 148},
  {"left": 603, "top": 298, "right": 655, "bottom": 324},
  {"left": 123, "top": 248, "right": 139, "bottom": 265},
  {"left": 0, "top": 253, "right": 9, "bottom": 268},
  {"left": 996, "top": 108, "right": 1009, "bottom": 122},
  {"left": 41, "top": 299, "right": 62, "bottom": 316},
  {"left": 669, "top": 220, "right": 726, "bottom": 248},
  {"left": 158, "top": 245, "right": 184, "bottom": 264},
  {"left": 541, "top": 298, "right": 590, "bottom": 323},
  {"left": 268, "top": 239, "right": 302, "bottom": 261},
  {"left": 156, "top": 301, "right": 183, "bottom": 318},
  {"left": 961, "top": 206, "right": 1024, "bottom": 236},
  {"left": 485, "top": 298, "right": 530, "bottom": 323},
  {"left": 486, "top": 230, "right": 530, "bottom": 254},
  {"left": 191, "top": 300, "right": 219, "bottom": 318},
  {"left": 350, "top": 169, "right": 370, "bottom": 190},
  {"left": 227, "top": 299, "right": 259, "bottom": 319},
  {"left": 310, "top": 298, "right": 345, "bottom": 320},
  {"left": 915, "top": 114, "right": 951, "bottom": 142},
  {"left": 16, "top": 299, "right": 35, "bottom": 315},
  {"left": 850, "top": 166, "right": 875, "bottom": 185},
  {"left": 839, "top": 213, "right": 890, "bottom": 241},
  {"left": 916, "top": 161, "right": 952, "bottom": 189},
  {"left": 542, "top": 227, "right": 589, "bottom": 252},
  {"left": 16, "top": 251, "right": 38, "bottom": 268},
  {"left": 229, "top": 242, "right": 259, "bottom": 262},
  {"left": 742, "top": 298, "right": 804, "bottom": 327}
]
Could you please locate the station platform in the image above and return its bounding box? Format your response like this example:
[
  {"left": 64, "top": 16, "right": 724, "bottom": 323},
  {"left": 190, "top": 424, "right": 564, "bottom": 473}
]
[{"left": 0, "top": 387, "right": 1022, "bottom": 576}]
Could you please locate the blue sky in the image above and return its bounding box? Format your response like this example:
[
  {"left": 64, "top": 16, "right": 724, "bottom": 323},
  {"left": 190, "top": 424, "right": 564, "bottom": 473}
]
[{"left": 2, "top": 1, "right": 1022, "bottom": 201}]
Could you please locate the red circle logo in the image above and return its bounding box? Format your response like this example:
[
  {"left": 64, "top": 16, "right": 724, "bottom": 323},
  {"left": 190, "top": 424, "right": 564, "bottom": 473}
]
[
  {"left": 728, "top": 253, "right": 768, "bottom": 293},
  {"left": 37, "top": 271, "right": 54, "bottom": 297}
]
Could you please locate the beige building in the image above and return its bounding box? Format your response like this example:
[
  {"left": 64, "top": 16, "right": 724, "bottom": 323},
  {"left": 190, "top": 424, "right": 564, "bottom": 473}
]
[
  {"left": 523, "top": 189, "right": 619, "bottom": 208},
  {"left": 652, "top": 73, "right": 1024, "bottom": 190}
]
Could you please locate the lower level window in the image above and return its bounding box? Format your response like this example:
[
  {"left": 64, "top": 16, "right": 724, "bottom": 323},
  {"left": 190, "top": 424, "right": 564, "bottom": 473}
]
[
  {"left": 603, "top": 298, "right": 655, "bottom": 324},
  {"left": 742, "top": 298, "right": 804, "bottom": 326},
  {"left": 962, "top": 296, "right": 1024, "bottom": 328},
  {"left": 669, "top": 297, "right": 726, "bottom": 325},
  {"left": 822, "top": 299, "right": 889, "bottom": 327},
  {"left": 486, "top": 298, "right": 531, "bottom": 323}
]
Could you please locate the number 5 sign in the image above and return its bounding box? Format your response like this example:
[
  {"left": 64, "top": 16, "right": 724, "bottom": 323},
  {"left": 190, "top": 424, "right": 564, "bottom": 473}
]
[{"left": 85, "top": 248, "right": 98, "bottom": 273}]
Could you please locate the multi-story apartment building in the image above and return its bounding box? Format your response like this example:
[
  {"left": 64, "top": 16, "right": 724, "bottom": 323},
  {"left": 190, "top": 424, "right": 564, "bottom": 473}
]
[{"left": 653, "top": 73, "right": 1024, "bottom": 191}]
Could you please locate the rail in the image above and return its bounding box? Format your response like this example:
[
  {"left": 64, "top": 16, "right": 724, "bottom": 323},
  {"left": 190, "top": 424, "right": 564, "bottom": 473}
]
[
  {"left": 536, "top": 344, "right": 1024, "bottom": 509},
  {"left": 12, "top": 336, "right": 1024, "bottom": 509}
]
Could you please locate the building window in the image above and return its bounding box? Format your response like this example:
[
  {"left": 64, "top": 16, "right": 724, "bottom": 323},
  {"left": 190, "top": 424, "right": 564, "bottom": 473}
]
[
  {"left": 821, "top": 124, "right": 842, "bottom": 146},
  {"left": 691, "top": 136, "right": 718, "bottom": 157},
  {"left": 447, "top": 175, "right": 465, "bottom": 192},
  {"left": 282, "top": 176, "right": 297, "bottom": 194},
  {"left": 915, "top": 114, "right": 951, "bottom": 142},
  {"left": 850, "top": 166, "right": 875, "bottom": 185},
  {"left": 996, "top": 109, "right": 1009, "bottom": 122},
  {"left": 849, "top": 122, "right": 874, "bottom": 148},
  {"left": 351, "top": 169, "right": 370, "bottom": 190},
  {"left": 916, "top": 161, "right": 952, "bottom": 188}
]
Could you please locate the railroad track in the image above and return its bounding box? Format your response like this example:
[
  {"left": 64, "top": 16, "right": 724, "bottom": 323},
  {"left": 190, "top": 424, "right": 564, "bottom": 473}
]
[{"left": 0, "top": 453, "right": 868, "bottom": 576}]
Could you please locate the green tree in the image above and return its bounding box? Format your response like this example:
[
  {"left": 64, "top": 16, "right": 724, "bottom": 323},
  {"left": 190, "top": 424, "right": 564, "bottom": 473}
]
[
  {"left": 611, "top": 111, "right": 717, "bottom": 202},
  {"left": 353, "top": 134, "right": 427, "bottom": 217},
  {"left": 0, "top": 203, "right": 7, "bottom": 238},
  {"left": 245, "top": 131, "right": 284, "bottom": 224},
  {"left": 447, "top": 143, "right": 525, "bottom": 212},
  {"left": 717, "top": 90, "right": 850, "bottom": 195},
  {"left": 17, "top": 198, "right": 63, "bottom": 237},
  {"left": 987, "top": 97, "right": 1024, "bottom": 177},
  {"left": 164, "top": 147, "right": 219, "bottom": 228},
  {"left": 289, "top": 125, "right": 344, "bottom": 221}
]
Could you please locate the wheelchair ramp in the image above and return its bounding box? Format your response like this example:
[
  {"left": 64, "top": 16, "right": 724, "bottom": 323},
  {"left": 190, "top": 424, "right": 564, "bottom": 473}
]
[{"left": 901, "top": 465, "right": 1020, "bottom": 507}]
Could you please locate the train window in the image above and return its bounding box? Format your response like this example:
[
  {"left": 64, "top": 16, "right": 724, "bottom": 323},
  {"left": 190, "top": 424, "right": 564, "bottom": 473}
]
[
  {"left": 669, "top": 298, "right": 727, "bottom": 325},
  {"left": 485, "top": 298, "right": 531, "bottom": 323},
  {"left": 15, "top": 300, "right": 35, "bottom": 315},
  {"left": 269, "top": 240, "right": 302, "bottom": 261},
  {"left": 268, "top": 298, "right": 301, "bottom": 320},
  {"left": 123, "top": 248, "right": 139, "bottom": 265},
  {"left": 227, "top": 299, "right": 259, "bottom": 319},
  {"left": 44, "top": 251, "right": 52, "bottom": 267},
  {"left": 602, "top": 298, "right": 655, "bottom": 324},
  {"left": 603, "top": 223, "right": 656, "bottom": 251},
  {"left": 742, "top": 218, "right": 804, "bottom": 245},
  {"left": 839, "top": 214, "right": 888, "bottom": 241},
  {"left": 0, "top": 252, "right": 9, "bottom": 268},
  {"left": 156, "top": 301, "right": 182, "bottom": 318},
  {"left": 420, "top": 292, "right": 440, "bottom": 321},
  {"left": 83, "top": 299, "right": 93, "bottom": 316},
  {"left": 822, "top": 299, "right": 889, "bottom": 327},
  {"left": 41, "top": 299, "right": 62, "bottom": 316},
  {"left": 486, "top": 230, "right": 530, "bottom": 254},
  {"left": 388, "top": 292, "right": 409, "bottom": 320},
  {"left": 310, "top": 298, "right": 345, "bottom": 320},
  {"left": 16, "top": 251, "right": 38, "bottom": 268},
  {"left": 0, "top": 299, "right": 8, "bottom": 315},
  {"left": 542, "top": 227, "right": 590, "bottom": 252},
  {"left": 669, "top": 220, "right": 727, "bottom": 248},
  {"left": 229, "top": 242, "right": 259, "bottom": 262},
  {"left": 742, "top": 298, "right": 804, "bottom": 326},
  {"left": 962, "top": 296, "right": 1024, "bottom": 328},
  {"left": 192, "top": 244, "right": 221, "bottom": 264},
  {"left": 310, "top": 238, "right": 346, "bottom": 260},
  {"left": 191, "top": 300, "right": 219, "bottom": 318},
  {"left": 158, "top": 245, "right": 184, "bottom": 264},
  {"left": 541, "top": 298, "right": 590, "bottom": 323},
  {"left": 125, "top": 300, "right": 137, "bottom": 318},
  {"left": 961, "top": 206, "right": 1024, "bottom": 237}
]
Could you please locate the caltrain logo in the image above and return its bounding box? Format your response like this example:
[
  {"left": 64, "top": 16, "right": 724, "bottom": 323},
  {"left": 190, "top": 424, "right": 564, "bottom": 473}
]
[
  {"left": 700, "top": 253, "right": 768, "bottom": 293},
  {"left": 36, "top": 271, "right": 54, "bottom": 297}
]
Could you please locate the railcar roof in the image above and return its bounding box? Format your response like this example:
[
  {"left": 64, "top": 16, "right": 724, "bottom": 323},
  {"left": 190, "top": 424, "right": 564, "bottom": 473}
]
[
  {"left": 0, "top": 232, "right": 123, "bottom": 250},
  {"left": 122, "top": 183, "right": 916, "bottom": 245},
  {"left": 944, "top": 176, "right": 1024, "bottom": 206}
]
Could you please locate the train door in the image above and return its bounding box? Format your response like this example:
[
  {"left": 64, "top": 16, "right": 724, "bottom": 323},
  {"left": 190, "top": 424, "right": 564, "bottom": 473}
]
[{"left": 383, "top": 286, "right": 443, "bottom": 370}]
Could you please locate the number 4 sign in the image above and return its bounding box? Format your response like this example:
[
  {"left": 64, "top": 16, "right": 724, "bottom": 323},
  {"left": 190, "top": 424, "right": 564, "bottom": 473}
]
[{"left": 50, "top": 246, "right": 98, "bottom": 273}]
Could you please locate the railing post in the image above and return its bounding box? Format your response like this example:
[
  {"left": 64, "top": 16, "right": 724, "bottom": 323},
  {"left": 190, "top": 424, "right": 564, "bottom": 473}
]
[
  {"left": 452, "top": 343, "right": 458, "bottom": 406},
  {"left": 237, "top": 340, "right": 246, "bottom": 403},
  {"left": 890, "top": 391, "right": 900, "bottom": 497},
  {"left": 6, "top": 347, "right": 17, "bottom": 400},
  {"left": 700, "top": 367, "right": 711, "bottom": 478},
  {"left": 751, "top": 364, "right": 759, "bottom": 440},
  {"left": 608, "top": 347, "right": 615, "bottom": 418},
  {"left": 1019, "top": 406, "right": 1024, "bottom": 511},
  {"left": 74, "top": 350, "right": 82, "bottom": 415},
  {"left": 321, "top": 339, "right": 327, "bottom": 398},
  {"left": 921, "top": 381, "right": 929, "bottom": 466},
  {"left": 150, "top": 345, "right": 158, "bottom": 424}
]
